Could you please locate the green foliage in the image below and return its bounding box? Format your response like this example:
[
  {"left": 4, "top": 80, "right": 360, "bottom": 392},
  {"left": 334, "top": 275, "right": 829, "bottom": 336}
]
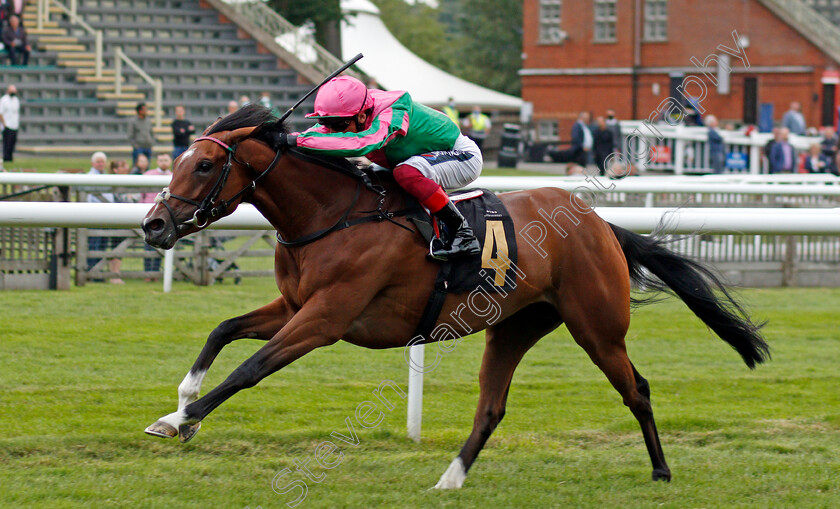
[
  {"left": 371, "top": 0, "right": 456, "bottom": 72},
  {"left": 266, "top": 0, "right": 344, "bottom": 28},
  {"left": 374, "top": 0, "right": 522, "bottom": 97},
  {"left": 0, "top": 282, "right": 839, "bottom": 507}
]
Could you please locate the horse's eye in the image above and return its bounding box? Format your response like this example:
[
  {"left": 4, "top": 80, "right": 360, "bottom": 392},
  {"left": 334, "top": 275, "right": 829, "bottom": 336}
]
[{"left": 196, "top": 161, "right": 214, "bottom": 174}]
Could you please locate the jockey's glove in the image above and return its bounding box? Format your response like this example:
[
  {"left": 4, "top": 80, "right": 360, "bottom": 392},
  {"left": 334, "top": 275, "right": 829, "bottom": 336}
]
[{"left": 278, "top": 133, "right": 297, "bottom": 149}]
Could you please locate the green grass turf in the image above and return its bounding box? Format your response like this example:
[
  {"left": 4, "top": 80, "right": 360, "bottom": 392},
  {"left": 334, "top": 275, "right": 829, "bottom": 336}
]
[
  {"left": 3, "top": 156, "right": 91, "bottom": 173},
  {"left": 0, "top": 281, "right": 838, "bottom": 508}
]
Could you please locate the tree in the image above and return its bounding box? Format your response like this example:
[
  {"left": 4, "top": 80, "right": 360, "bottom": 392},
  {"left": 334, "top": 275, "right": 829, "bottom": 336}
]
[
  {"left": 374, "top": 0, "right": 522, "bottom": 97},
  {"left": 267, "top": 0, "right": 345, "bottom": 57},
  {"left": 372, "top": 0, "right": 456, "bottom": 72},
  {"left": 453, "top": 0, "right": 522, "bottom": 96}
]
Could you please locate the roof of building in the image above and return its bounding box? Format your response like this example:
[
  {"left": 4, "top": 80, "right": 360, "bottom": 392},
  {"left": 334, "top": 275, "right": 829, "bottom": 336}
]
[{"left": 340, "top": 0, "right": 522, "bottom": 112}]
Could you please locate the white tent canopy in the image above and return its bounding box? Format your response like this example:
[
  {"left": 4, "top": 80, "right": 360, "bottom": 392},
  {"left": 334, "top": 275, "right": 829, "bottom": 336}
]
[{"left": 340, "top": 0, "right": 522, "bottom": 112}]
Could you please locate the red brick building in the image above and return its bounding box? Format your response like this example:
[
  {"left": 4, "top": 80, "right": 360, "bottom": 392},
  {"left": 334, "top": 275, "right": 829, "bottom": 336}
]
[{"left": 521, "top": 0, "right": 840, "bottom": 141}]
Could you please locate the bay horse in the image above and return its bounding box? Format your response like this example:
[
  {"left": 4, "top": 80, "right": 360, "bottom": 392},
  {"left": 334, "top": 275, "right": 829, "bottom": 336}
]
[{"left": 141, "top": 104, "right": 769, "bottom": 487}]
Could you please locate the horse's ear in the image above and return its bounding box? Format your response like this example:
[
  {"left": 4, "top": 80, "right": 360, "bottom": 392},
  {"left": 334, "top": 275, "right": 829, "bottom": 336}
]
[
  {"left": 201, "top": 117, "right": 223, "bottom": 136},
  {"left": 218, "top": 126, "right": 259, "bottom": 146}
]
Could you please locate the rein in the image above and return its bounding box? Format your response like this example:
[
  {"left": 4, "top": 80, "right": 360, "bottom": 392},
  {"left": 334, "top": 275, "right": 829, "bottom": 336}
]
[{"left": 155, "top": 136, "right": 416, "bottom": 247}]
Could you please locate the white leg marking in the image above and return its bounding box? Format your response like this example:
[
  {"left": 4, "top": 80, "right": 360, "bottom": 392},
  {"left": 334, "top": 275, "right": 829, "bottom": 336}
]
[
  {"left": 178, "top": 370, "right": 207, "bottom": 410},
  {"left": 433, "top": 457, "right": 467, "bottom": 490},
  {"left": 158, "top": 409, "right": 189, "bottom": 429}
]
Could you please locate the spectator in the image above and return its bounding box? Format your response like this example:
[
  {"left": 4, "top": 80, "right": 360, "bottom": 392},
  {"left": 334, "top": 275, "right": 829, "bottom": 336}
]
[
  {"left": 683, "top": 97, "right": 704, "bottom": 126},
  {"left": 820, "top": 126, "right": 838, "bottom": 173},
  {"left": 769, "top": 127, "right": 796, "bottom": 173},
  {"left": 128, "top": 102, "right": 153, "bottom": 166},
  {"left": 706, "top": 114, "right": 725, "bottom": 174},
  {"left": 550, "top": 111, "right": 593, "bottom": 172},
  {"left": 170, "top": 105, "right": 194, "bottom": 160},
  {"left": 258, "top": 91, "right": 273, "bottom": 111},
  {"left": 2, "top": 15, "right": 29, "bottom": 66},
  {"left": 804, "top": 143, "right": 834, "bottom": 174},
  {"left": 592, "top": 116, "right": 614, "bottom": 176},
  {"left": 142, "top": 153, "right": 173, "bottom": 273},
  {"left": 0, "top": 84, "right": 20, "bottom": 167},
  {"left": 605, "top": 108, "right": 622, "bottom": 154},
  {"left": 782, "top": 101, "right": 806, "bottom": 136},
  {"left": 226, "top": 100, "right": 238, "bottom": 115},
  {"left": 442, "top": 97, "right": 459, "bottom": 126},
  {"left": 239, "top": 95, "right": 250, "bottom": 108},
  {"left": 85, "top": 152, "right": 124, "bottom": 284},
  {"left": 130, "top": 152, "right": 149, "bottom": 175},
  {"left": 110, "top": 159, "right": 138, "bottom": 201},
  {"left": 463, "top": 106, "right": 491, "bottom": 152}
]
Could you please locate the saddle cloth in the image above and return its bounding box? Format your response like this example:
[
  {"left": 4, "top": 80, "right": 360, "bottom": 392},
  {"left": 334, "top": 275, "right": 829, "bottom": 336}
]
[{"left": 410, "top": 189, "right": 519, "bottom": 339}]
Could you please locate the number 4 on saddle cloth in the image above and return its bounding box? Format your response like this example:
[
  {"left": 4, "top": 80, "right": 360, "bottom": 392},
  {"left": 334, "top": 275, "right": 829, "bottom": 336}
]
[{"left": 408, "top": 189, "right": 520, "bottom": 340}]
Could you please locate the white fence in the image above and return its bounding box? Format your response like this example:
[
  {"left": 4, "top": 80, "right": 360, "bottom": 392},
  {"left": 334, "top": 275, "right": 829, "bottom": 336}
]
[{"left": 618, "top": 121, "right": 826, "bottom": 175}]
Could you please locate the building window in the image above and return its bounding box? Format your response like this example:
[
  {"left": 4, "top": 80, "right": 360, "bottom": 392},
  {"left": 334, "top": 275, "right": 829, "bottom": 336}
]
[
  {"left": 644, "top": 0, "right": 668, "bottom": 42},
  {"left": 538, "top": 120, "right": 559, "bottom": 142},
  {"left": 594, "top": 0, "right": 617, "bottom": 42},
  {"left": 539, "top": 0, "right": 564, "bottom": 44}
]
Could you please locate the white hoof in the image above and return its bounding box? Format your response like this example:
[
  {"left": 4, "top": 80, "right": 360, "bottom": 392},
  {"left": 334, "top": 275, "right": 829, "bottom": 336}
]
[{"left": 433, "top": 457, "right": 466, "bottom": 490}]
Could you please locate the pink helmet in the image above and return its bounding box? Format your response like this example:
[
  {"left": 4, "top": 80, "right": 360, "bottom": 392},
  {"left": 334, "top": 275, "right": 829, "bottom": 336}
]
[{"left": 306, "top": 76, "right": 373, "bottom": 119}]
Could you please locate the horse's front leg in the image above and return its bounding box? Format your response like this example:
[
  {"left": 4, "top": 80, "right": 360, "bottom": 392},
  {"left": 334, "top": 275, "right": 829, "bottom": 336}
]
[
  {"left": 145, "top": 297, "right": 349, "bottom": 441},
  {"left": 176, "top": 296, "right": 296, "bottom": 411}
]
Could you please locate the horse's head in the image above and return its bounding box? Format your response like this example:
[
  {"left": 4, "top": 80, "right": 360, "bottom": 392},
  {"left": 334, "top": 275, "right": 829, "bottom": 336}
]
[{"left": 142, "top": 104, "right": 283, "bottom": 249}]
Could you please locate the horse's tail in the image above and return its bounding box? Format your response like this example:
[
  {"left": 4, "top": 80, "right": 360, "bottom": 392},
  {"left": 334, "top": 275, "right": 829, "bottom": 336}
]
[{"left": 609, "top": 223, "right": 770, "bottom": 369}]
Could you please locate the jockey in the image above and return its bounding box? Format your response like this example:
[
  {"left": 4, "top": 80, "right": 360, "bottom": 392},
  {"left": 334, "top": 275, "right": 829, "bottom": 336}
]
[{"left": 285, "top": 76, "right": 482, "bottom": 261}]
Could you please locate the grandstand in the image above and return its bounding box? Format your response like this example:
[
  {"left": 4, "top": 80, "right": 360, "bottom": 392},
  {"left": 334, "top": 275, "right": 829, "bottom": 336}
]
[
  {"left": 4, "top": 0, "right": 333, "bottom": 154},
  {"left": 806, "top": 0, "right": 840, "bottom": 24}
]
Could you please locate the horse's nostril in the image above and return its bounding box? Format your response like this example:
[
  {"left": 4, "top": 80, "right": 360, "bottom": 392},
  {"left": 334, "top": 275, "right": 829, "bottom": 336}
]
[{"left": 146, "top": 218, "right": 166, "bottom": 234}]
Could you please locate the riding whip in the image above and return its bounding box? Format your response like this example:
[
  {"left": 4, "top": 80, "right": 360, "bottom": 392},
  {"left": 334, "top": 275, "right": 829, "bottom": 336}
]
[{"left": 277, "top": 53, "right": 364, "bottom": 124}]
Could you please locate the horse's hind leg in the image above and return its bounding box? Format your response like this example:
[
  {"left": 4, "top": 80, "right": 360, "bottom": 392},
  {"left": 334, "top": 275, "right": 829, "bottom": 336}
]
[
  {"left": 434, "top": 302, "right": 562, "bottom": 489},
  {"left": 560, "top": 295, "right": 671, "bottom": 481}
]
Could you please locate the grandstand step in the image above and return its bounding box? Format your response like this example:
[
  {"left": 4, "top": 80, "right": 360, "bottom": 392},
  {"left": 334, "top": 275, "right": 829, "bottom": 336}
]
[
  {"left": 152, "top": 127, "right": 171, "bottom": 134},
  {"left": 59, "top": 60, "right": 97, "bottom": 68},
  {"left": 77, "top": 76, "right": 122, "bottom": 83},
  {"left": 35, "top": 37, "right": 80, "bottom": 44},
  {"left": 98, "top": 84, "right": 138, "bottom": 92},
  {"left": 117, "top": 109, "right": 139, "bottom": 116},
  {"left": 77, "top": 68, "right": 116, "bottom": 75},
  {"left": 57, "top": 52, "right": 96, "bottom": 59},
  {"left": 156, "top": 135, "right": 174, "bottom": 142},
  {"left": 99, "top": 92, "right": 146, "bottom": 100},
  {"left": 24, "top": 5, "right": 63, "bottom": 13},
  {"left": 23, "top": 19, "right": 59, "bottom": 27},
  {"left": 40, "top": 44, "right": 87, "bottom": 52},
  {"left": 27, "top": 28, "right": 67, "bottom": 35},
  {"left": 17, "top": 144, "right": 175, "bottom": 155},
  {"left": 117, "top": 100, "right": 147, "bottom": 108}
]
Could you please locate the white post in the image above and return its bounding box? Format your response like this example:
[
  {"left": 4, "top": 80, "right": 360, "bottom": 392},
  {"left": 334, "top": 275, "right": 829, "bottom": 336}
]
[
  {"left": 70, "top": 0, "right": 77, "bottom": 21},
  {"left": 749, "top": 133, "right": 762, "bottom": 175},
  {"left": 37, "top": 0, "right": 45, "bottom": 30},
  {"left": 154, "top": 79, "right": 163, "bottom": 129},
  {"left": 407, "top": 344, "right": 424, "bottom": 443},
  {"left": 163, "top": 248, "right": 174, "bottom": 293},
  {"left": 115, "top": 48, "right": 122, "bottom": 95},
  {"left": 674, "top": 137, "right": 686, "bottom": 175},
  {"left": 94, "top": 31, "right": 103, "bottom": 79}
]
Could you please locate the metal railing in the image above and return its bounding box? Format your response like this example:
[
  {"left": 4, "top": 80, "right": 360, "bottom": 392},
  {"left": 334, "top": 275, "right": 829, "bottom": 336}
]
[
  {"left": 37, "top": 0, "right": 103, "bottom": 78},
  {"left": 115, "top": 47, "right": 163, "bottom": 128},
  {"left": 34, "top": 0, "right": 164, "bottom": 128},
  {"left": 214, "top": 0, "right": 360, "bottom": 83},
  {"left": 757, "top": 0, "right": 840, "bottom": 64}
]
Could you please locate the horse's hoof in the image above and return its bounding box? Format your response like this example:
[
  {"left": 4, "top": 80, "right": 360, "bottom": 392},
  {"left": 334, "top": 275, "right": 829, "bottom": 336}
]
[
  {"left": 433, "top": 457, "right": 466, "bottom": 489},
  {"left": 652, "top": 468, "right": 672, "bottom": 482},
  {"left": 145, "top": 420, "right": 178, "bottom": 439},
  {"left": 179, "top": 421, "right": 201, "bottom": 443}
]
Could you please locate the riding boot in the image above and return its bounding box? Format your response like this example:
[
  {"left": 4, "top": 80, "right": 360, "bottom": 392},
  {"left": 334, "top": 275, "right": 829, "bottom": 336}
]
[{"left": 430, "top": 201, "right": 481, "bottom": 261}]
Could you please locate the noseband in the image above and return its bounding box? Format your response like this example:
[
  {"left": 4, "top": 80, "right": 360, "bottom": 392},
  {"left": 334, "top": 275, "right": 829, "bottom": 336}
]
[{"left": 154, "top": 135, "right": 283, "bottom": 229}]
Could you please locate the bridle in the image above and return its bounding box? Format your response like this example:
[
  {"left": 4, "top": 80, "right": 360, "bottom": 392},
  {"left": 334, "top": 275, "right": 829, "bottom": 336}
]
[{"left": 154, "top": 135, "right": 283, "bottom": 229}]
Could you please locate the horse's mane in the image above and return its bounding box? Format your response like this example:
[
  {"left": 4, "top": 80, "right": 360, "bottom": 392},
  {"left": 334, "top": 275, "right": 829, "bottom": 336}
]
[{"left": 207, "top": 103, "right": 289, "bottom": 139}]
